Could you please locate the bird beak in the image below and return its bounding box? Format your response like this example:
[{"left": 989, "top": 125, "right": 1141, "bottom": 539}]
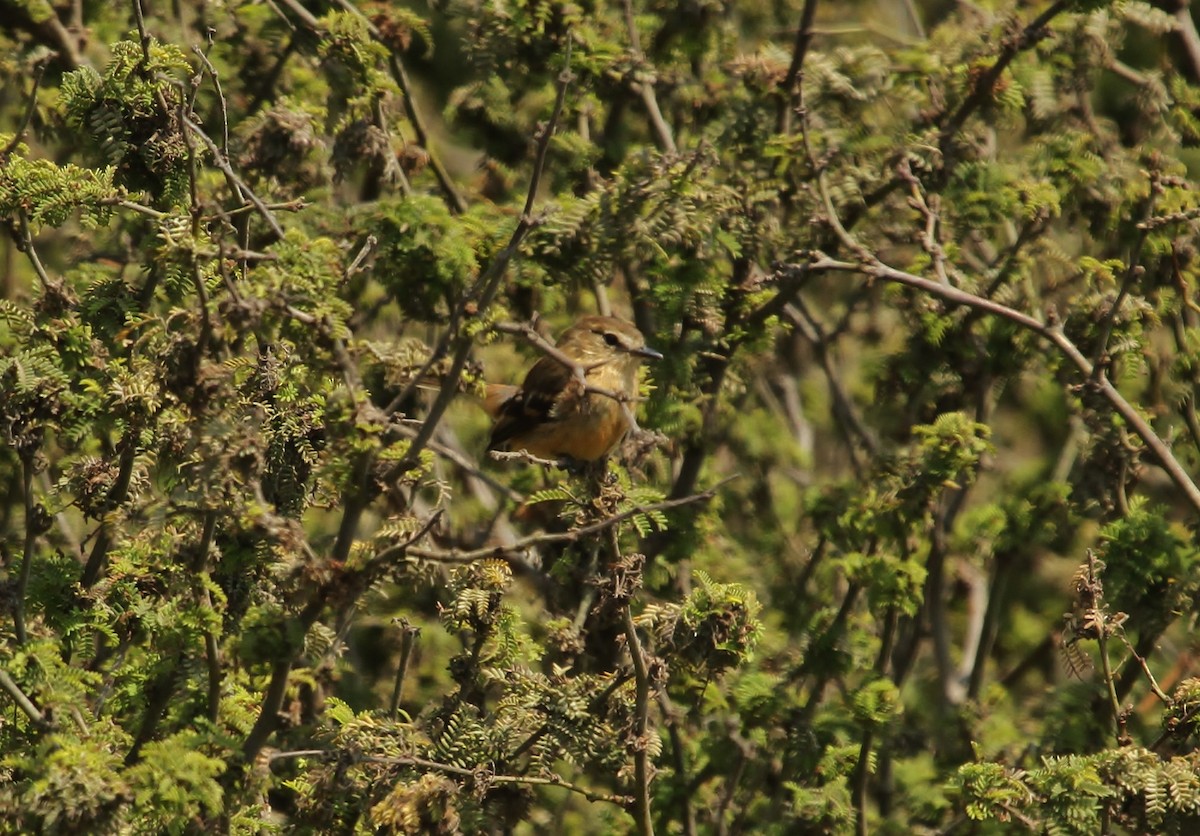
[{"left": 633, "top": 346, "right": 663, "bottom": 361}]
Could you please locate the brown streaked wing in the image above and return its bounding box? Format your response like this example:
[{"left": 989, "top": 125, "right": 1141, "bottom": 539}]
[{"left": 486, "top": 355, "right": 573, "bottom": 451}]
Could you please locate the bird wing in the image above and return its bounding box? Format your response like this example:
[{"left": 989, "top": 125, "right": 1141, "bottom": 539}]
[{"left": 487, "top": 355, "right": 574, "bottom": 451}]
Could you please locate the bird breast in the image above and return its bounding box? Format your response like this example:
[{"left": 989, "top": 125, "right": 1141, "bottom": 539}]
[{"left": 528, "top": 393, "right": 631, "bottom": 461}]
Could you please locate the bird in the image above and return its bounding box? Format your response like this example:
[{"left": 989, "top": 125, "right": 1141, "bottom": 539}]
[{"left": 484, "top": 315, "right": 662, "bottom": 462}]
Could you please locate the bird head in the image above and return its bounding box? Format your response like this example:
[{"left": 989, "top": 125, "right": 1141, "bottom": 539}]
[{"left": 556, "top": 315, "right": 663, "bottom": 375}]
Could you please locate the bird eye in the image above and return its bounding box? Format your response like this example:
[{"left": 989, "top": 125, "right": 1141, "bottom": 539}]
[{"left": 603, "top": 332, "right": 621, "bottom": 347}]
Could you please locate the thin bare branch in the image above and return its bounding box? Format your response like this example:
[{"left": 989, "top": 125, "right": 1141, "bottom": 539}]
[
  {"left": 808, "top": 252, "right": 1200, "bottom": 515},
  {"left": 345, "top": 234, "right": 377, "bottom": 281},
  {"left": 1090, "top": 178, "right": 1156, "bottom": 375},
  {"left": 621, "top": 0, "right": 676, "bottom": 153},
  {"left": 658, "top": 690, "right": 697, "bottom": 836},
  {"left": 266, "top": 748, "right": 632, "bottom": 806},
  {"left": 1116, "top": 626, "right": 1171, "bottom": 705},
  {"left": 520, "top": 51, "right": 573, "bottom": 221},
  {"left": 394, "top": 424, "right": 525, "bottom": 504},
  {"left": 1084, "top": 552, "right": 1128, "bottom": 745},
  {"left": 14, "top": 455, "right": 36, "bottom": 645},
  {"left": 0, "top": 58, "right": 47, "bottom": 160},
  {"left": 621, "top": 576, "right": 655, "bottom": 836},
  {"left": 488, "top": 448, "right": 566, "bottom": 469},
  {"left": 17, "top": 211, "right": 58, "bottom": 294},
  {"left": 131, "top": 0, "right": 151, "bottom": 62},
  {"left": 181, "top": 114, "right": 285, "bottom": 240},
  {"left": 777, "top": 0, "right": 819, "bottom": 134},
  {"left": 938, "top": 2, "right": 1070, "bottom": 158},
  {"left": 0, "top": 669, "right": 47, "bottom": 729},
  {"left": 388, "top": 619, "right": 420, "bottom": 719},
  {"left": 1174, "top": 2, "right": 1200, "bottom": 82},
  {"left": 241, "top": 596, "right": 325, "bottom": 761},
  {"left": 289, "top": 0, "right": 469, "bottom": 213},
  {"left": 403, "top": 477, "right": 731, "bottom": 566},
  {"left": 0, "top": 1, "right": 87, "bottom": 69},
  {"left": 897, "top": 159, "right": 957, "bottom": 286},
  {"left": 782, "top": 299, "right": 877, "bottom": 467},
  {"left": 191, "top": 45, "right": 233, "bottom": 156}
]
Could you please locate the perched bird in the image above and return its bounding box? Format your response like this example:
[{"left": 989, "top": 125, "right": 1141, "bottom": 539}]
[{"left": 485, "top": 315, "right": 662, "bottom": 462}]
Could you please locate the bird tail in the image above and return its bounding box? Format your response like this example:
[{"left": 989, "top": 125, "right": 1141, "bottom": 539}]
[
  {"left": 482, "top": 383, "right": 518, "bottom": 420},
  {"left": 411, "top": 373, "right": 517, "bottom": 421}
]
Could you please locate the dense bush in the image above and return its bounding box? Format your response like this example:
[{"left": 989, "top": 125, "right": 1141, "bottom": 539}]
[{"left": 3, "top": 0, "right": 1200, "bottom": 832}]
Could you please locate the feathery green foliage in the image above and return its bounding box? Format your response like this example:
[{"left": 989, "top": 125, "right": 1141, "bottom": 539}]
[{"left": 2, "top": 1, "right": 1200, "bottom": 833}]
